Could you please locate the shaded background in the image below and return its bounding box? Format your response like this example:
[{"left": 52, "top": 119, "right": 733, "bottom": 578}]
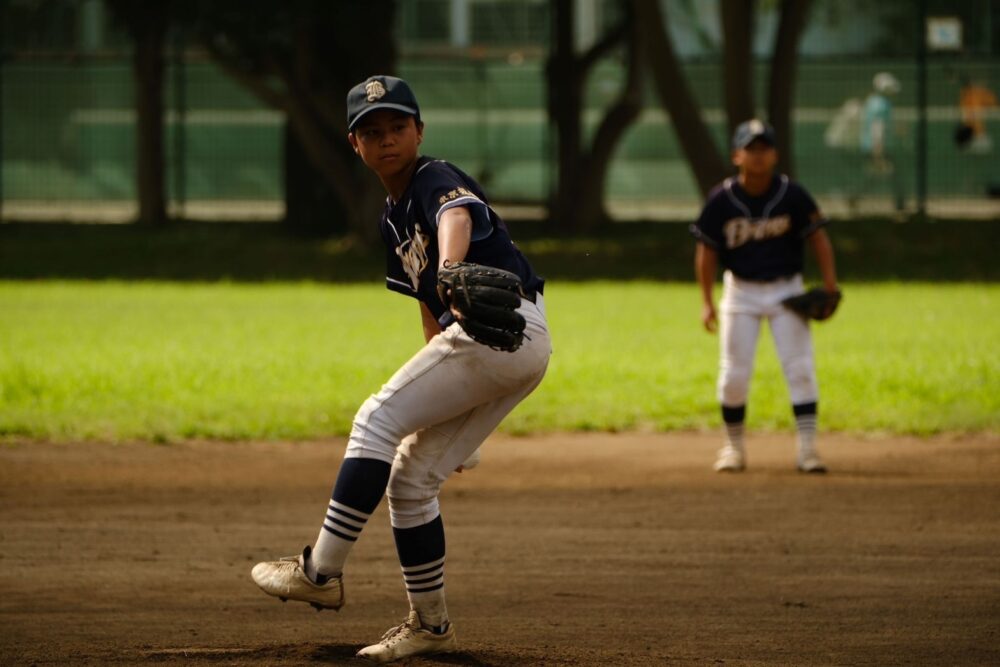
[{"left": 2, "top": 0, "right": 998, "bottom": 228}]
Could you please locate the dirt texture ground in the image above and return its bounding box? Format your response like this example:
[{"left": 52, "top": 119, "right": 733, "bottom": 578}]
[{"left": 2, "top": 432, "right": 999, "bottom": 666}]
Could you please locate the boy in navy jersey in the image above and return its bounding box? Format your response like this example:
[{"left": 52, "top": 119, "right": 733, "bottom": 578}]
[
  {"left": 691, "top": 120, "right": 839, "bottom": 474},
  {"left": 251, "top": 76, "right": 551, "bottom": 662}
]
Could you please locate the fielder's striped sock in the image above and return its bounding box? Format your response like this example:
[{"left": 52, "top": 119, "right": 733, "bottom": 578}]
[
  {"left": 722, "top": 405, "right": 746, "bottom": 452},
  {"left": 394, "top": 515, "right": 449, "bottom": 632},
  {"left": 793, "top": 402, "right": 818, "bottom": 455},
  {"left": 310, "top": 457, "right": 391, "bottom": 580}
]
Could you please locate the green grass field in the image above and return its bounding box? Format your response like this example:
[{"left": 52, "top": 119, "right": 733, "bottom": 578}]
[{"left": 2, "top": 281, "right": 996, "bottom": 442}]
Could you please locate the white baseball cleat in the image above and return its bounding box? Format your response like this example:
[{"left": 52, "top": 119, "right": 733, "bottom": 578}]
[
  {"left": 356, "top": 610, "right": 457, "bottom": 663},
  {"left": 250, "top": 546, "right": 344, "bottom": 611},
  {"left": 713, "top": 444, "right": 746, "bottom": 472},
  {"left": 797, "top": 451, "right": 828, "bottom": 474}
]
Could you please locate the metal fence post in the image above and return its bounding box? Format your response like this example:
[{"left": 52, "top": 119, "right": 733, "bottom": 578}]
[
  {"left": 915, "top": 0, "right": 928, "bottom": 218},
  {"left": 173, "top": 26, "right": 186, "bottom": 219},
  {"left": 0, "top": 3, "right": 5, "bottom": 222}
]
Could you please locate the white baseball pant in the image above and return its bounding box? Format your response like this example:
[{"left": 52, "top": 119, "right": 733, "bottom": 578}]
[
  {"left": 717, "top": 271, "right": 817, "bottom": 408},
  {"left": 345, "top": 295, "right": 551, "bottom": 529}
]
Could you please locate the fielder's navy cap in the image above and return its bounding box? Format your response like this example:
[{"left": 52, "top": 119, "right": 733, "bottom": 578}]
[
  {"left": 732, "top": 119, "right": 776, "bottom": 150},
  {"left": 347, "top": 75, "right": 421, "bottom": 131}
]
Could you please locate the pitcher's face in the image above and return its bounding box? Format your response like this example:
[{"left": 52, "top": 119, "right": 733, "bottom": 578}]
[{"left": 349, "top": 111, "right": 424, "bottom": 179}]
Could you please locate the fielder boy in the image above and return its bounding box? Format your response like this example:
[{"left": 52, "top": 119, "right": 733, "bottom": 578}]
[
  {"left": 251, "top": 75, "right": 551, "bottom": 662},
  {"left": 691, "top": 120, "right": 840, "bottom": 474}
]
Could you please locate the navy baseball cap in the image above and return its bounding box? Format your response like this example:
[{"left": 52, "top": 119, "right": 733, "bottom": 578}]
[
  {"left": 732, "top": 119, "right": 776, "bottom": 150},
  {"left": 347, "top": 75, "right": 421, "bottom": 131}
]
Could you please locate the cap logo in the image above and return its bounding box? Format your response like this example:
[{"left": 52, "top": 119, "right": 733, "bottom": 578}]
[
  {"left": 748, "top": 119, "right": 764, "bottom": 134},
  {"left": 365, "top": 80, "right": 386, "bottom": 102}
]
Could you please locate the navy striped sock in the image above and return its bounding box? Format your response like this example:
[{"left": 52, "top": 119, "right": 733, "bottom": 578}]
[
  {"left": 793, "top": 402, "right": 818, "bottom": 453},
  {"left": 394, "top": 515, "right": 448, "bottom": 629},
  {"left": 310, "top": 458, "right": 391, "bottom": 578},
  {"left": 722, "top": 405, "right": 746, "bottom": 450}
]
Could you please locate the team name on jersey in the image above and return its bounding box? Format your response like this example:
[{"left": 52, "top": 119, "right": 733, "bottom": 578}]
[
  {"left": 396, "top": 222, "right": 430, "bottom": 290},
  {"left": 723, "top": 215, "right": 791, "bottom": 249},
  {"left": 439, "top": 187, "right": 476, "bottom": 205}
]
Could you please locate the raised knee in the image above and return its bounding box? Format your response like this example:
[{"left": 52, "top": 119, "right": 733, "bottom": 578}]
[{"left": 345, "top": 395, "right": 403, "bottom": 460}]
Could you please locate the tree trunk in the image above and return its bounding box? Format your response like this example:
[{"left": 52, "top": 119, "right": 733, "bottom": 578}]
[
  {"left": 546, "top": 0, "right": 584, "bottom": 233},
  {"left": 635, "top": 0, "right": 727, "bottom": 196},
  {"left": 133, "top": 8, "right": 167, "bottom": 226},
  {"left": 768, "top": 0, "right": 812, "bottom": 176},
  {"left": 198, "top": 1, "right": 395, "bottom": 243},
  {"left": 547, "top": 0, "right": 641, "bottom": 231},
  {"left": 720, "top": 0, "right": 756, "bottom": 138},
  {"left": 345, "top": 176, "right": 386, "bottom": 243},
  {"left": 282, "top": 0, "right": 393, "bottom": 243},
  {"left": 576, "top": 7, "right": 642, "bottom": 231},
  {"left": 283, "top": 122, "right": 348, "bottom": 237}
]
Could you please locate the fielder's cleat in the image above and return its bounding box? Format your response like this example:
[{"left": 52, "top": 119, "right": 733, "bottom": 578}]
[
  {"left": 251, "top": 546, "right": 344, "bottom": 611},
  {"left": 713, "top": 444, "right": 746, "bottom": 472},
  {"left": 356, "top": 610, "right": 457, "bottom": 663},
  {"left": 797, "top": 452, "right": 828, "bottom": 474}
]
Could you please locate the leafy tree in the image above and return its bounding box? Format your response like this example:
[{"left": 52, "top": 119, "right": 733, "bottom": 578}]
[
  {"left": 546, "top": 0, "right": 642, "bottom": 232},
  {"left": 104, "top": 0, "right": 398, "bottom": 238},
  {"left": 767, "top": 0, "right": 812, "bottom": 176},
  {"left": 106, "top": 0, "right": 169, "bottom": 227},
  {"left": 636, "top": 0, "right": 813, "bottom": 192},
  {"left": 719, "top": 0, "right": 813, "bottom": 176},
  {"left": 720, "top": 0, "right": 755, "bottom": 140},
  {"left": 182, "top": 0, "right": 397, "bottom": 240},
  {"left": 635, "top": 0, "right": 728, "bottom": 196}
]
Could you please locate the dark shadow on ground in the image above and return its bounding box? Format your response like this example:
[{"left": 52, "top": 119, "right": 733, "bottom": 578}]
[
  {"left": 1, "top": 218, "right": 997, "bottom": 282},
  {"left": 135, "top": 643, "right": 533, "bottom": 666}
]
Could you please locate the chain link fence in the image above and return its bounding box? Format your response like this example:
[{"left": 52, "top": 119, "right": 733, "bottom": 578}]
[{"left": 2, "top": 0, "right": 998, "bottom": 221}]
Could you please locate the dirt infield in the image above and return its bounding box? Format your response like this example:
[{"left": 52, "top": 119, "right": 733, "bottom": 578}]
[{"left": 2, "top": 432, "right": 999, "bottom": 666}]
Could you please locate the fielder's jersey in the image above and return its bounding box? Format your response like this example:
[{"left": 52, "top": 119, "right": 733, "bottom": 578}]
[
  {"left": 379, "top": 155, "right": 544, "bottom": 325},
  {"left": 690, "top": 174, "right": 827, "bottom": 281}
]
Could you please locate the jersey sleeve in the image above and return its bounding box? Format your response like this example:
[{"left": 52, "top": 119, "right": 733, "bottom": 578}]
[
  {"left": 414, "top": 162, "right": 493, "bottom": 241},
  {"left": 790, "top": 182, "right": 829, "bottom": 238},
  {"left": 690, "top": 192, "right": 726, "bottom": 249}
]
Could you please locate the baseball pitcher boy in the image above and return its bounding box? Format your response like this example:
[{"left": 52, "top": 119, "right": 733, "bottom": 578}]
[
  {"left": 251, "top": 76, "right": 551, "bottom": 662},
  {"left": 691, "top": 120, "right": 840, "bottom": 474}
]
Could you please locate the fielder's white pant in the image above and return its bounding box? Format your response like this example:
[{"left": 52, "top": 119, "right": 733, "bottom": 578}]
[
  {"left": 345, "top": 295, "right": 551, "bottom": 529},
  {"left": 718, "top": 272, "right": 817, "bottom": 408}
]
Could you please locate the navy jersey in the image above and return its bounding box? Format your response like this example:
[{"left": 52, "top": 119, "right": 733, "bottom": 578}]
[
  {"left": 379, "top": 156, "right": 544, "bottom": 324},
  {"left": 690, "top": 175, "right": 827, "bottom": 281}
]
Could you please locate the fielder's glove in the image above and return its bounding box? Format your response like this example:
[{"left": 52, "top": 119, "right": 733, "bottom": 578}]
[
  {"left": 437, "top": 261, "right": 527, "bottom": 352},
  {"left": 781, "top": 287, "right": 842, "bottom": 321}
]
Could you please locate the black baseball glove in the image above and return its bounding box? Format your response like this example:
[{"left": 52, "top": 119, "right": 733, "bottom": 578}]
[
  {"left": 781, "top": 287, "right": 842, "bottom": 321},
  {"left": 437, "top": 262, "right": 527, "bottom": 352}
]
